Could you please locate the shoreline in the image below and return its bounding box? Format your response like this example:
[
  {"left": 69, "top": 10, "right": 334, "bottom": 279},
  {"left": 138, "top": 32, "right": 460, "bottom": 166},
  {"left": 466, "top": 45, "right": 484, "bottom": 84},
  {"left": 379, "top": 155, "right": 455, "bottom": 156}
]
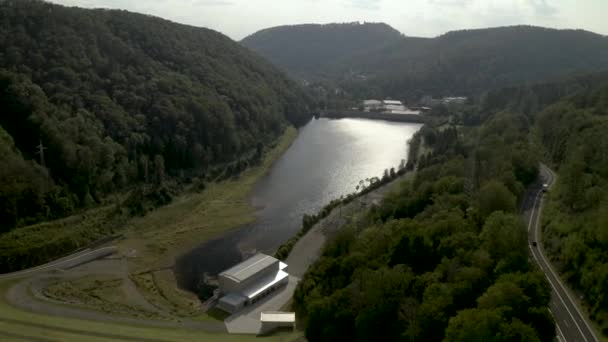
[
  {"left": 118, "top": 126, "right": 300, "bottom": 310},
  {"left": 286, "top": 170, "right": 414, "bottom": 278},
  {"left": 320, "top": 110, "right": 426, "bottom": 124}
]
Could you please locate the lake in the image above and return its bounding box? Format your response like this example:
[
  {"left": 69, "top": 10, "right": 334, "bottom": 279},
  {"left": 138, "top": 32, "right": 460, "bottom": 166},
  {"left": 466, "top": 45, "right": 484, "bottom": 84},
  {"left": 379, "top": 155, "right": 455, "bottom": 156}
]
[{"left": 175, "top": 118, "right": 422, "bottom": 291}]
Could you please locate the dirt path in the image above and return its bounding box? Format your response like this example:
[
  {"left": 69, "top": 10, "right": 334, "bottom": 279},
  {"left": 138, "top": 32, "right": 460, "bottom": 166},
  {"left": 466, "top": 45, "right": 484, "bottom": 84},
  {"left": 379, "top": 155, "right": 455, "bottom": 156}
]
[{"left": 287, "top": 173, "right": 411, "bottom": 277}]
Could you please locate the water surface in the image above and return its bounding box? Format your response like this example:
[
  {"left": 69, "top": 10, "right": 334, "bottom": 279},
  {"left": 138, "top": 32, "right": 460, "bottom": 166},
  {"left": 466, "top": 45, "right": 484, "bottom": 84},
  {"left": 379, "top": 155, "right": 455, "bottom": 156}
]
[{"left": 175, "top": 118, "right": 422, "bottom": 290}]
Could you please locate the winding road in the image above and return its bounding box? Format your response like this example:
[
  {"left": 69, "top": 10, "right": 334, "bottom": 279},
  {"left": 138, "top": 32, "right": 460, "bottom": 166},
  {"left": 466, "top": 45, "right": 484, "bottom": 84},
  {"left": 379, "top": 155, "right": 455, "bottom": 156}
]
[
  {"left": 522, "top": 164, "right": 600, "bottom": 342},
  {"left": 0, "top": 247, "right": 118, "bottom": 281}
]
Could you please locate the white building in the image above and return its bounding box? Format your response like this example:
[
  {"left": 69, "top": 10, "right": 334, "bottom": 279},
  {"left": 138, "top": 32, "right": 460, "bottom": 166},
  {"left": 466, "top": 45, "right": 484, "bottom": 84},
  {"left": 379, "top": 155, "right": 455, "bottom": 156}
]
[
  {"left": 382, "top": 100, "right": 407, "bottom": 112},
  {"left": 362, "top": 99, "right": 421, "bottom": 114},
  {"left": 382, "top": 100, "right": 403, "bottom": 106},
  {"left": 363, "top": 99, "right": 382, "bottom": 112},
  {"left": 420, "top": 96, "right": 468, "bottom": 106},
  {"left": 443, "top": 97, "right": 467, "bottom": 105},
  {"left": 217, "top": 253, "right": 289, "bottom": 314},
  {"left": 387, "top": 109, "right": 422, "bottom": 115}
]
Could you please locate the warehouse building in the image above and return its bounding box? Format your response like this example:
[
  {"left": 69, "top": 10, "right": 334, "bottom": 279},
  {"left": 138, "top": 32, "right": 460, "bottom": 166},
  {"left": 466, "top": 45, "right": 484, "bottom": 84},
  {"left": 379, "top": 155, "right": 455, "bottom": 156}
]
[{"left": 216, "top": 253, "right": 289, "bottom": 314}]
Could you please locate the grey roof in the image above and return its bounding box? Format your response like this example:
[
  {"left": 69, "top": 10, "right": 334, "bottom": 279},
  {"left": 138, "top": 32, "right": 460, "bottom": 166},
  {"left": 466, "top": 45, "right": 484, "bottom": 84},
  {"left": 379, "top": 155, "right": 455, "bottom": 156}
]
[
  {"left": 219, "top": 253, "right": 278, "bottom": 283},
  {"left": 219, "top": 293, "right": 247, "bottom": 307}
]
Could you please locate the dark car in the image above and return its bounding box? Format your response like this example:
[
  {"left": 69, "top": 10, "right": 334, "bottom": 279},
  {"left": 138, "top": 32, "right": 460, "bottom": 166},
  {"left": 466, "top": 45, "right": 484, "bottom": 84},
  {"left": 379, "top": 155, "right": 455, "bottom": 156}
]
[{"left": 532, "top": 241, "right": 538, "bottom": 247}]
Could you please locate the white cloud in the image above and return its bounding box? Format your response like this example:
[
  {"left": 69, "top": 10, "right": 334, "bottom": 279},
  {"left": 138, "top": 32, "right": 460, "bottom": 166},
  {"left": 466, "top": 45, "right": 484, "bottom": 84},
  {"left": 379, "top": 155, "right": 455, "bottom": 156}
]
[
  {"left": 527, "top": 0, "right": 558, "bottom": 16},
  {"left": 428, "top": 0, "right": 473, "bottom": 7},
  {"left": 47, "top": 0, "right": 607, "bottom": 40},
  {"left": 345, "top": 0, "right": 383, "bottom": 10}
]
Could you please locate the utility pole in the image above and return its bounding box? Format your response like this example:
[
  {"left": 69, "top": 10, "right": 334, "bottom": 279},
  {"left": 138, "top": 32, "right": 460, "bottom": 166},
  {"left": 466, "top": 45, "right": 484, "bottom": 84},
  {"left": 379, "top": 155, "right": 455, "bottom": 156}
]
[
  {"left": 35, "top": 139, "right": 47, "bottom": 168},
  {"left": 35, "top": 139, "right": 50, "bottom": 190}
]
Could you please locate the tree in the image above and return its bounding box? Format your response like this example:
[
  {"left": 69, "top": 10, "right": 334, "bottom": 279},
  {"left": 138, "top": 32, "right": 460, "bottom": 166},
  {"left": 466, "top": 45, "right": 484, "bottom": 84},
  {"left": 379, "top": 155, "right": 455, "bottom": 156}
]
[
  {"left": 154, "top": 154, "right": 165, "bottom": 184},
  {"left": 444, "top": 308, "right": 503, "bottom": 342},
  {"left": 477, "top": 280, "right": 527, "bottom": 318},
  {"left": 479, "top": 212, "right": 527, "bottom": 265},
  {"left": 478, "top": 181, "right": 516, "bottom": 219}
]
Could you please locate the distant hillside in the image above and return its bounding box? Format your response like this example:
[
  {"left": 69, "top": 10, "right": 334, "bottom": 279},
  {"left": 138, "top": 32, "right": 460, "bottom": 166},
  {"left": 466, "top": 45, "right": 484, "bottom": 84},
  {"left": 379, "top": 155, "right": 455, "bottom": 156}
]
[
  {"left": 241, "top": 22, "right": 404, "bottom": 79},
  {"left": 0, "top": 0, "right": 311, "bottom": 232},
  {"left": 381, "top": 26, "right": 608, "bottom": 98},
  {"left": 243, "top": 24, "right": 608, "bottom": 99}
]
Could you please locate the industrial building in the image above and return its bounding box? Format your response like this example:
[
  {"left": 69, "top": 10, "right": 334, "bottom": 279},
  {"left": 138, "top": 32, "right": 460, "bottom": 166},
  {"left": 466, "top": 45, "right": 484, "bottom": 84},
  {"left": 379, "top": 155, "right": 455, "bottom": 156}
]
[
  {"left": 363, "top": 99, "right": 382, "bottom": 112},
  {"left": 217, "top": 253, "right": 289, "bottom": 314},
  {"left": 362, "top": 99, "right": 421, "bottom": 115}
]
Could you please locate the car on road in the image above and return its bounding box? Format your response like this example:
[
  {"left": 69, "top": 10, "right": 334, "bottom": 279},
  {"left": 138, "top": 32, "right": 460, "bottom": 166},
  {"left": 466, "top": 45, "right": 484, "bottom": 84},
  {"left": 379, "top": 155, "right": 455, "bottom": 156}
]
[
  {"left": 542, "top": 183, "right": 549, "bottom": 192},
  {"left": 532, "top": 241, "right": 538, "bottom": 247}
]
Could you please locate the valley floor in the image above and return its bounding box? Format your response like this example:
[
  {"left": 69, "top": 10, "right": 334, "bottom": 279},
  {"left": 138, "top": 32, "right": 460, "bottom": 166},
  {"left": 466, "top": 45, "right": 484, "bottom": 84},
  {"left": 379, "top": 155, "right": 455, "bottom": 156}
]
[
  {"left": 0, "top": 127, "right": 303, "bottom": 339},
  {"left": 0, "top": 123, "right": 416, "bottom": 339}
]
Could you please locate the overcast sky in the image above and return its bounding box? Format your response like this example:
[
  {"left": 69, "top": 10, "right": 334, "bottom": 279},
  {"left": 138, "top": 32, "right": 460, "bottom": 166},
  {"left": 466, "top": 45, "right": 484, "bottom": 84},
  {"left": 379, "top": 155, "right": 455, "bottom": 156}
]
[{"left": 48, "top": 0, "right": 608, "bottom": 40}]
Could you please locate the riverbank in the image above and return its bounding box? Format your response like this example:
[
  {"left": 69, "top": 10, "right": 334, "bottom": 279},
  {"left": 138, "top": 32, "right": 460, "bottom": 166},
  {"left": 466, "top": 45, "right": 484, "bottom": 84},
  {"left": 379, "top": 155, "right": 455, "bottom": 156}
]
[
  {"left": 121, "top": 126, "right": 298, "bottom": 267},
  {"left": 286, "top": 171, "right": 414, "bottom": 278},
  {"left": 117, "top": 126, "right": 300, "bottom": 313}
]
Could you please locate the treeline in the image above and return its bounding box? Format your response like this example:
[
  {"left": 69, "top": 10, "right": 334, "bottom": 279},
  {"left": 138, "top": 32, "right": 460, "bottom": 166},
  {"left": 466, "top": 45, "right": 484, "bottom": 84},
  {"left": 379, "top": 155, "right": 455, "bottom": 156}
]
[
  {"left": 0, "top": 0, "right": 312, "bottom": 232},
  {"left": 293, "top": 108, "right": 552, "bottom": 341}
]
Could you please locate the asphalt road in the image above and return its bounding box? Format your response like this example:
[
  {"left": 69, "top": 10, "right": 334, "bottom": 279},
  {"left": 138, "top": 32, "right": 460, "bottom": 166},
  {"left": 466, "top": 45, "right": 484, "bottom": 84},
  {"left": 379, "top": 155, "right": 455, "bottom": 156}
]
[
  {"left": 522, "top": 164, "right": 600, "bottom": 342},
  {"left": 0, "top": 246, "right": 117, "bottom": 280}
]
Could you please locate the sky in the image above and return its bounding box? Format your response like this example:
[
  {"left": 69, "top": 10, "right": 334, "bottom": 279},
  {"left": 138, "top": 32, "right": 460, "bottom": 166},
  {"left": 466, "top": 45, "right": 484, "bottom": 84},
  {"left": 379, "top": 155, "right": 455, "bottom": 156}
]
[{"left": 48, "top": 0, "right": 608, "bottom": 41}]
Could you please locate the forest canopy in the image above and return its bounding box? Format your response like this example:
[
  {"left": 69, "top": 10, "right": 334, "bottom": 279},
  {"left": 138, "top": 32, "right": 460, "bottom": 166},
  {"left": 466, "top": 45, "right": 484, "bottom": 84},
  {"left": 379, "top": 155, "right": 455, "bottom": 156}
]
[{"left": 0, "top": 0, "right": 312, "bottom": 231}]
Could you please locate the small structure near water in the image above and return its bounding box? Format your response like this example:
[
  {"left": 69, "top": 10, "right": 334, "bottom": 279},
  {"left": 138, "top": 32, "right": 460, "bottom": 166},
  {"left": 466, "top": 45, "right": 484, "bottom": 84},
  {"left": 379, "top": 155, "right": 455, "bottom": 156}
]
[{"left": 216, "top": 253, "right": 289, "bottom": 314}]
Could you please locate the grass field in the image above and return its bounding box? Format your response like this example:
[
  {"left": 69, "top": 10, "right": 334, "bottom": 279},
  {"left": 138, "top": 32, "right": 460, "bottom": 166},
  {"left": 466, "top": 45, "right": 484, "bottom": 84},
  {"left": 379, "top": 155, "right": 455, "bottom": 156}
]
[{"left": 42, "top": 275, "right": 168, "bottom": 320}]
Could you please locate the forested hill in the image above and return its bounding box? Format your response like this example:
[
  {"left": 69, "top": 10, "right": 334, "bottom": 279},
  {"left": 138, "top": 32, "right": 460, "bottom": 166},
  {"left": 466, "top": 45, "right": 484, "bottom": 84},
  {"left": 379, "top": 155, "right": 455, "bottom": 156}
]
[
  {"left": 0, "top": 0, "right": 311, "bottom": 231},
  {"left": 243, "top": 24, "right": 608, "bottom": 99},
  {"left": 473, "top": 73, "right": 608, "bottom": 334},
  {"left": 241, "top": 22, "right": 405, "bottom": 79}
]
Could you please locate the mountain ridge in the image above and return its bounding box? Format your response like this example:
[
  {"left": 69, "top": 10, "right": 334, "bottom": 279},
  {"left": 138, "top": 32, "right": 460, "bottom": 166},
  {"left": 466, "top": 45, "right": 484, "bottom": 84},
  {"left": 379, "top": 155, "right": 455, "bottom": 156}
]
[{"left": 242, "top": 23, "right": 608, "bottom": 99}]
